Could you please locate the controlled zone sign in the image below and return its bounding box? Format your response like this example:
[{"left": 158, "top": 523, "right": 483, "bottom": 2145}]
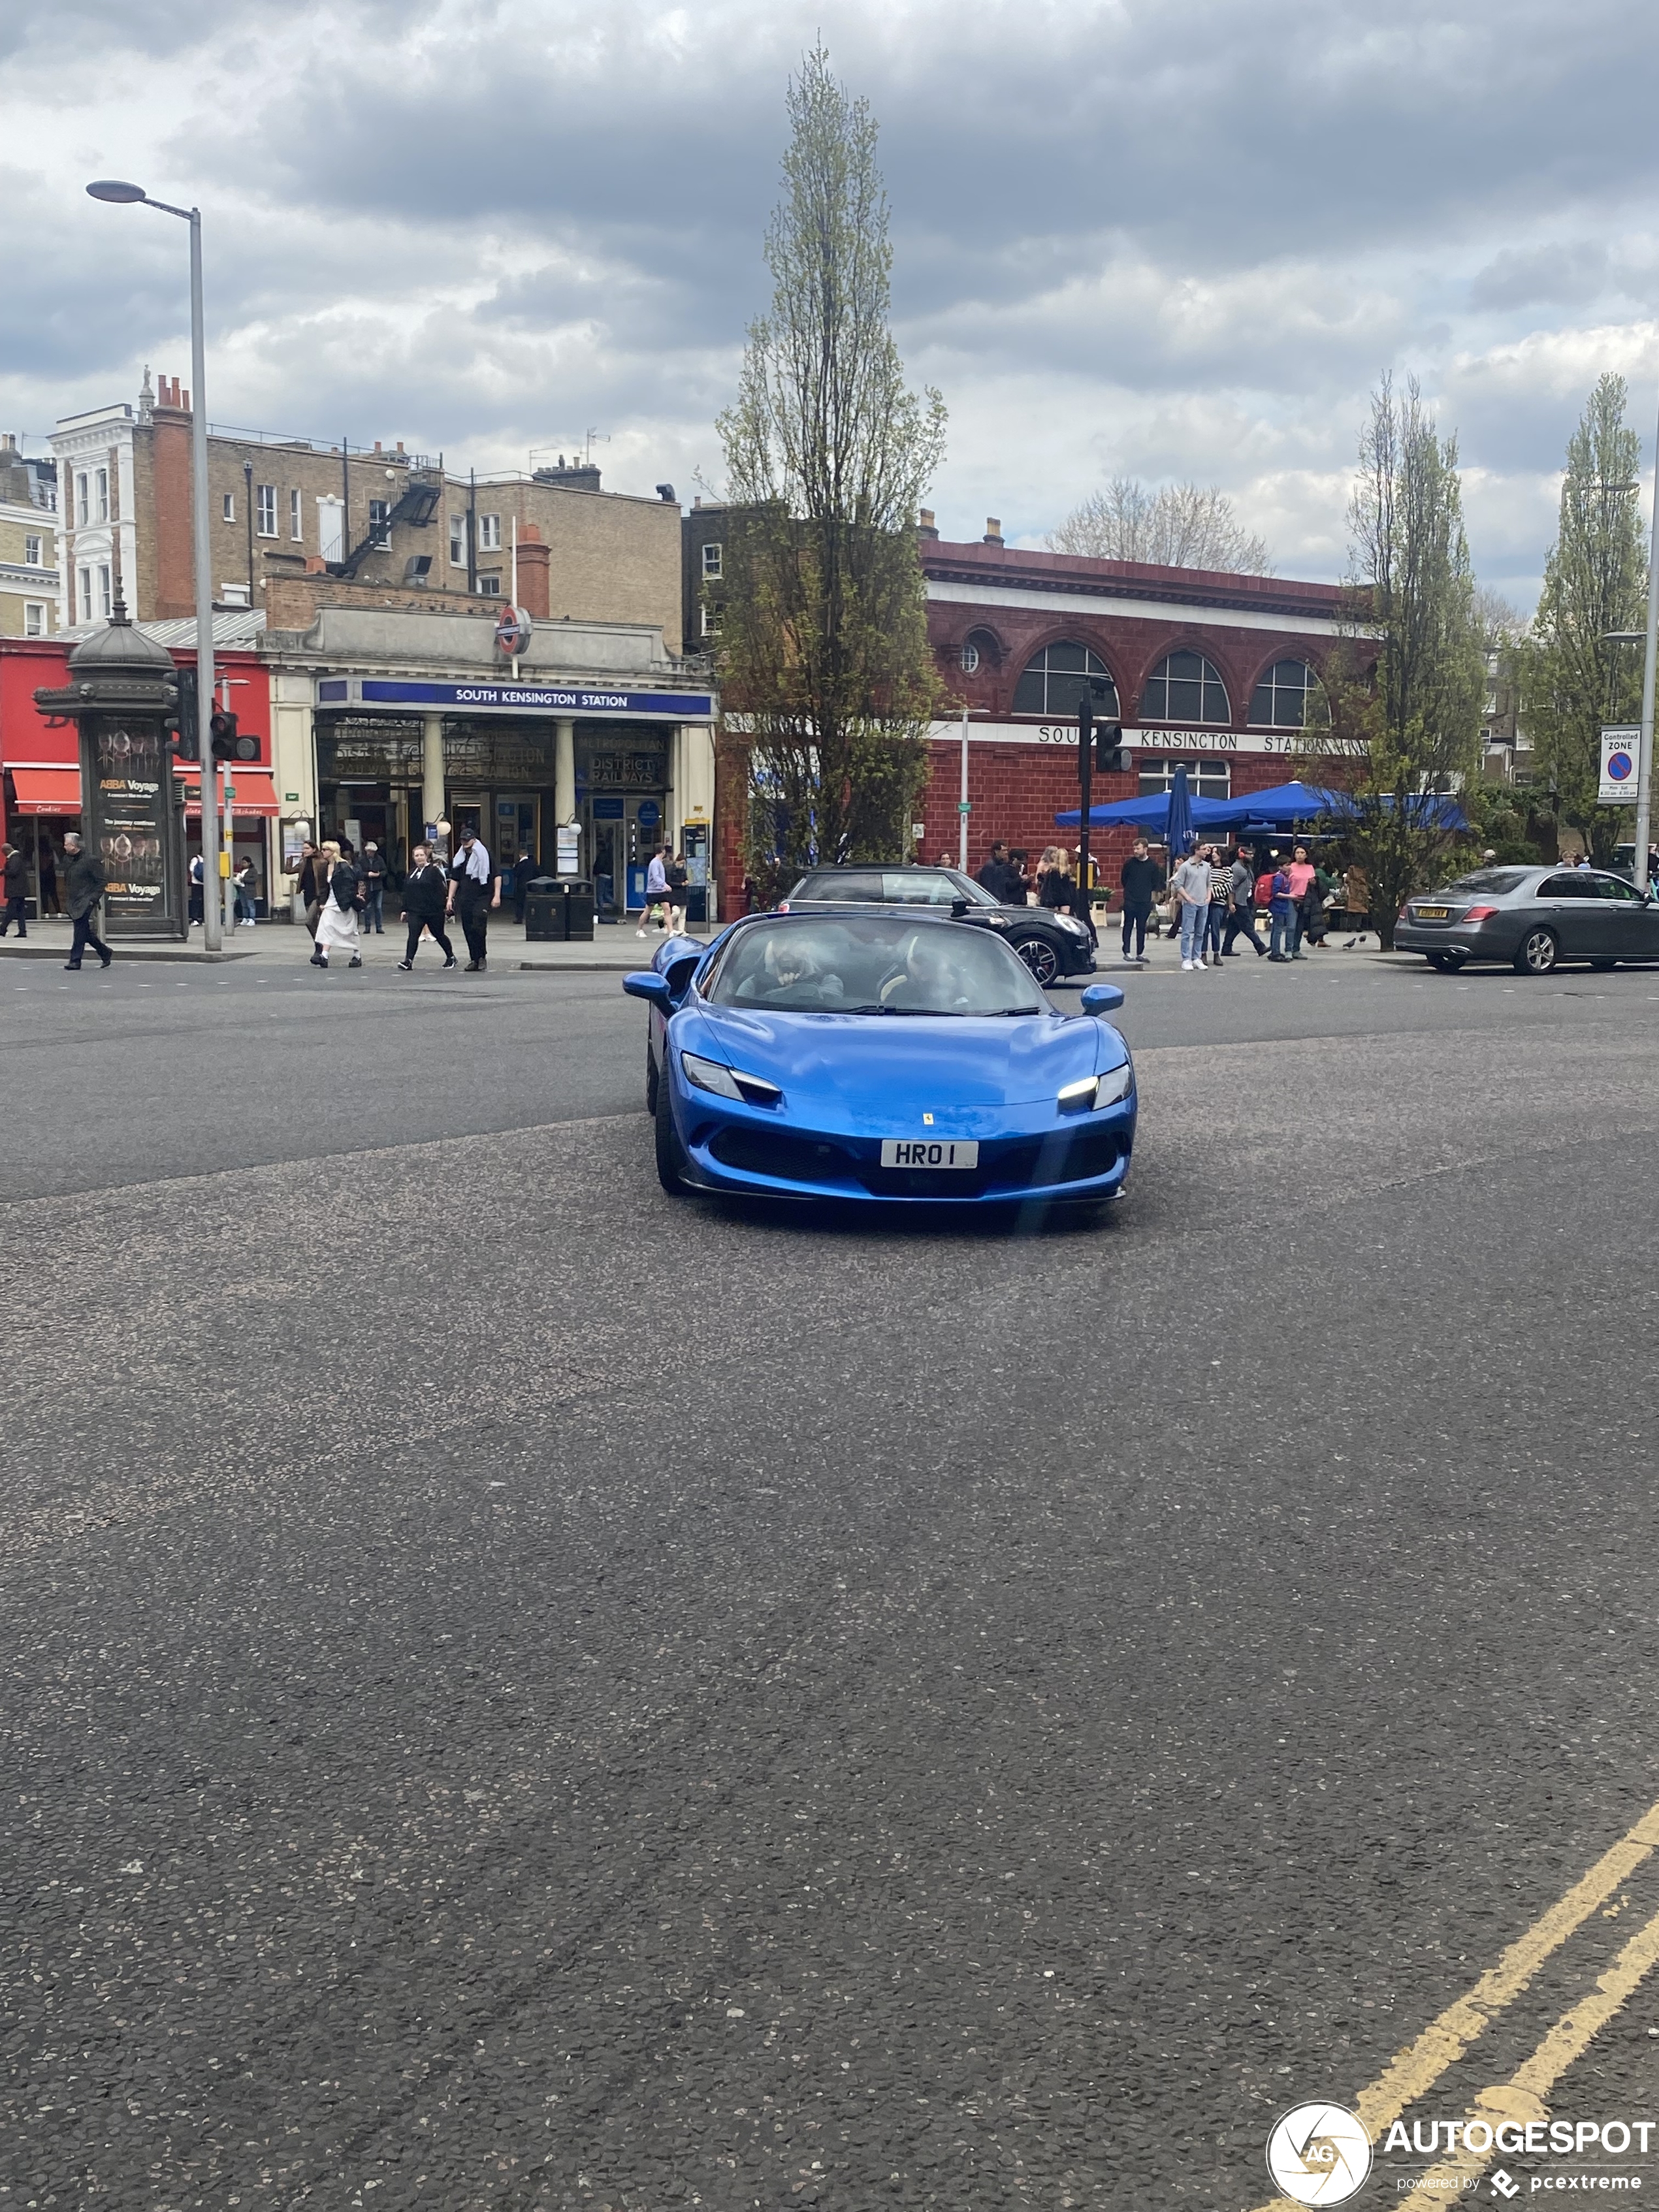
[{"left": 1601, "top": 725, "right": 1640, "bottom": 803}]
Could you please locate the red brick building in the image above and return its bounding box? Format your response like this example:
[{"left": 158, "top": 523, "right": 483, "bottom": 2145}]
[{"left": 914, "top": 520, "right": 1357, "bottom": 884}]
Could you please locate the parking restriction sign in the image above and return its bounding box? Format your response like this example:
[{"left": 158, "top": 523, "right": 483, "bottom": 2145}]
[{"left": 1601, "top": 725, "right": 1640, "bottom": 802}]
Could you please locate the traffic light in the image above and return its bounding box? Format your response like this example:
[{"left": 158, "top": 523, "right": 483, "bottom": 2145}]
[
  {"left": 209, "top": 710, "right": 259, "bottom": 763},
  {"left": 1096, "top": 722, "right": 1125, "bottom": 775},
  {"left": 165, "top": 665, "right": 200, "bottom": 760}
]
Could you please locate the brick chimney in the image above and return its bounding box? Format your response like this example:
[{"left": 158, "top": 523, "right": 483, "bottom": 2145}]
[
  {"left": 918, "top": 507, "right": 939, "bottom": 541},
  {"left": 149, "top": 372, "right": 196, "bottom": 618},
  {"left": 516, "top": 522, "right": 551, "bottom": 620},
  {"left": 983, "top": 517, "right": 1003, "bottom": 545}
]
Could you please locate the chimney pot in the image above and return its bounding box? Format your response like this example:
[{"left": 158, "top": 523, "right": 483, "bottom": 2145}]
[
  {"left": 918, "top": 507, "right": 939, "bottom": 541},
  {"left": 983, "top": 517, "right": 1003, "bottom": 544}
]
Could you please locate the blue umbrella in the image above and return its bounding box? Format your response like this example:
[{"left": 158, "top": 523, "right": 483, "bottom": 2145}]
[{"left": 1164, "top": 765, "right": 1195, "bottom": 858}]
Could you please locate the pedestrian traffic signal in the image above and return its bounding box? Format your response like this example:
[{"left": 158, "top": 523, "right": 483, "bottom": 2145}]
[
  {"left": 165, "top": 665, "right": 200, "bottom": 760},
  {"left": 208, "top": 710, "right": 259, "bottom": 762},
  {"left": 1096, "top": 723, "right": 1125, "bottom": 774}
]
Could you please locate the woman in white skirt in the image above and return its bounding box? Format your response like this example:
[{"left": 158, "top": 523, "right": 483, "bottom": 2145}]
[{"left": 310, "top": 841, "right": 364, "bottom": 970}]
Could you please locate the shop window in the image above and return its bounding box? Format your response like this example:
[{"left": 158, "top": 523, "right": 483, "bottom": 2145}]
[
  {"left": 478, "top": 513, "right": 501, "bottom": 551},
  {"left": 1138, "top": 755, "right": 1231, "bottom": 801},
  {"left": 256, "top": 484, "right": 277, "bottom": 537},
  {"left": 1140, "top": 649, "right": 1230, "bottom": 723},
  {"left": 1248, "top": 657, "right": 1329, "bottom": 729},
  {"left": 1012, "top": 641, "right": 1120, "bottom": 719}
]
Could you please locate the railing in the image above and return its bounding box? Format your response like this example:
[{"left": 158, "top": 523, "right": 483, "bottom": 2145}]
[{"left": 207, "top": 424, "right": 442, "bottom": 472}]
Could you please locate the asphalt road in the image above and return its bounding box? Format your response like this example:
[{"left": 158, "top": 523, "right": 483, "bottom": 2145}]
[{"left": 5, "top": 946, "right": 1659, "bottom": 2208}]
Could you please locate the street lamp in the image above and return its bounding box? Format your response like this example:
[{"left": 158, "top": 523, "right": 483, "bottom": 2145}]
[
  {"left": 86, "top": 178, "right": 221, "bottom": 952},
  {"left": 1635, "top": 408, "right": 1659, "bottom": 890}
]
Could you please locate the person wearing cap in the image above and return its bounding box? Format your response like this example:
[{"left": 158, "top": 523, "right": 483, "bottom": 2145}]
[
  {"left": 61, "top": 832, "right": 113, "bottom": 970},
  {"left": 446, "top": 827, "right": 500, "bottom": 970}
]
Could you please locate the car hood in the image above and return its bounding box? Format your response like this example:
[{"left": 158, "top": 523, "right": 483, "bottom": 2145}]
[{"left": 677, "top": 1003, "right": 1124, "bottom": 1106}]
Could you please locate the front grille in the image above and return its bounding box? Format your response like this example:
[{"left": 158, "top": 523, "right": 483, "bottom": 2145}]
[
  {"left": 707, "top": 1126, "right": 858, "bottom": 1186},
  {"left": 707, "top": 1120, "right": 1125, "bottom": 1196}
]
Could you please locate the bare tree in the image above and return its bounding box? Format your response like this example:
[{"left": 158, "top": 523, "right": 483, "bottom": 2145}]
[
  {"left": 1048, "top": 478, "right": 1273, "bottom": 573},
  {"left": 716, "top": 45, "right": 947, "bottom": 897}
]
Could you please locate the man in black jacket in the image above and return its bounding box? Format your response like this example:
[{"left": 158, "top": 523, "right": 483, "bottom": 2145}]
[
  {"left": 396, "top": 844, "right": 456, "bottom": 972},
  {"left": 976, "top": 841, "right": 1016, "bottom": 903},
  {"left": 62, "top": 832, "right": 112, "bottom": 970},
  {"left": 1118, "top": 838, "right": 1159, "bottom": 962},
  {"left": 1, "top": 841, "right": 26, "bottom": 937}
]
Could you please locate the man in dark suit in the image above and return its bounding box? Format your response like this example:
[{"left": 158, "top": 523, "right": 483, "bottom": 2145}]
[
  {"left": 976, "top": 841, "right": 1016, "bottom": 903},
  {"left": 62, "top": 833, "right": 112, "bottom": 970}
]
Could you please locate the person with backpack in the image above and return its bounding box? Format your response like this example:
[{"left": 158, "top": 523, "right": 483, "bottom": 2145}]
[
  {"left": 396, "top": 844, "right": 456, "bottom": 971},
  {"left": 310, "top": 840, "right": 364, "bottom": 970}
]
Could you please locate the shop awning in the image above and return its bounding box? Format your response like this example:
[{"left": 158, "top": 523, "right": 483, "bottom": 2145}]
[
  {"left": 5, "top": 765, "right": 82, "bottom": 815},
  {"left": 179, "top": 768, "right": 281, "bottom": 818}
]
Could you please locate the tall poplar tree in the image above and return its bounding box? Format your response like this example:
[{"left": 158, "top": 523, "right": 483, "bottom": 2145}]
[
  {"left": 717, "top": 46, "right": 948, "bottom": 897},
  {"left": 1522, "top": 374, "right": 1649, "bottom": 864}
]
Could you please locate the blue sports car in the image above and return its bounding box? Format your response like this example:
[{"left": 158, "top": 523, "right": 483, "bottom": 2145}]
[{"left": 622, "top": 908, "right": 1136, "bottom": 1204}]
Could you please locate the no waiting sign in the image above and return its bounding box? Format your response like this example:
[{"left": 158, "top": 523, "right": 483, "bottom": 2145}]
[{"left": 1601, "top": 725, "right": 1640, "bottom": 803}]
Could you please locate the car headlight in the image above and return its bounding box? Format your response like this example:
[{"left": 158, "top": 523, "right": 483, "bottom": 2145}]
[
  {"left": 681, "top": 1050, "right": 782, "bottom": 1106},
  {"left": 1054, "top": 915, "right": 1089, "bottom": 937},
  {"left": 1058, "top": 1064, "right": 1132, "bottom": 1112}
]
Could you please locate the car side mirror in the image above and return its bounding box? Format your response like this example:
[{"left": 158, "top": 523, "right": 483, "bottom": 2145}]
[
  {"left": 952, "top": 897, "right": 971, "bottom": 916},
  {"left": 622, "top": 971, "right": 673, "bottom": 1011},
  {"left": 1080, "top": 983, "right": 1124, "bottom": 1016}
]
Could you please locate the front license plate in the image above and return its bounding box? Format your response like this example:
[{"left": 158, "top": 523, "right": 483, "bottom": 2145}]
[
  {"left": 1415, "top": 905, "right": 1449, "bottom": 920},
  {"left": 880, "top": 1138, "right": 979, "bottom": 1170}
]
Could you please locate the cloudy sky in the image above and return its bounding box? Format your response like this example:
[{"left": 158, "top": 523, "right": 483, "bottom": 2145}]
[{"left": 5, "top": 0, "right": 1658, "bottom": 607}]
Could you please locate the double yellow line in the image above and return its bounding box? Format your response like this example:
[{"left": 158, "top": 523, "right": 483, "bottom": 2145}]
[{"left": 1254, "top": 1799, "right": 1659, "bottom": 2209}]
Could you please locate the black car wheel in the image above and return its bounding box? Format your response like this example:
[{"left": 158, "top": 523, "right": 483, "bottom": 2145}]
[
  {"left": 654, "top": 1066, "right": 688, "bottom": 1194},
  {"left": 1427, "top": 951, "right": 1466, "bottom": 973},
  {"left": 1012, "top": 934, "right": 1061, "bottom": 987},
  {"left": 646, "top": 1046, "right": 660, "bottom": 1115},
  {"left": 1515, "top": 926, "right": 1559, "bottom": 976}
]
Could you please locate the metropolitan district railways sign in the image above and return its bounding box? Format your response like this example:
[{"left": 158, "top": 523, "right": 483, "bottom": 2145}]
[
  {"left": 1265, "top": 2100, "right": 1656, "bottom": 2205},
  {"left": 314, "top": 678, "right": 716, "bottom": 720}
]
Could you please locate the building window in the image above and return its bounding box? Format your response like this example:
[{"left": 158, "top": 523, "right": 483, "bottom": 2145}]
[
  {"left": 1137, "top": 755, "right": 1232, "bottom": 801},
  {"left": 449, "top": 513, "right": 468, "bottom": 567},
  {"left": 700, "top": 601, "right": 719, "bottom": 639},
  {"left": 701, "top": 539, "right": 723, "bottom": 580},
  {"left": 95, "top": 468, "right": 109, "bottom": 522},
  {"left": 78, "top": 565, "right": 91, "bottom": 616},
  {"left": 959, "top": 639, "right": 980, "bottom": 674},
  {"left": 222, "top": 492, "right": 235, "bottom": 524},
  {"left": 1012, "top": 641, "right": 1120, "bottom": 719},
  {"left": 24, "top": 534, "right": 42, "bottom": 566},
  {"left": 477, "top": 513, "right": 501, "bottom": 551},
  {"left": 1248, "top": 657, "right": 1329, "bottom": 729},
  {"left": 76, "top": 473, "right": 89, "bottom": 526},
  {"left": 256, "top": 483, "right": 278, "bottom": 537},
  {"left": 368, "top": 498, "right": 391, "bottom": 549},
  {"left": 98, "top": 564, "right": 112, "bottom": 617},
  {"left": 477, "top": 573, "right": 502, "bottom": 596},
  {"left": 24, "top": 601, "right": 46, "bottom": 637},
  {"left": 220, "top": 582, "right": 251, "bottom": 607},
  {"left": 289, "top": 488, "right": 303, "bottom": 541},
  {"left": 1140, "top": 650, "right": 1230, "bottom": 724}
]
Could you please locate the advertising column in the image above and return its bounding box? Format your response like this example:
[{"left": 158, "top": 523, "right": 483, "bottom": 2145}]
[{"left": 83, "top": 713, "right": 186, "bottom": 938}]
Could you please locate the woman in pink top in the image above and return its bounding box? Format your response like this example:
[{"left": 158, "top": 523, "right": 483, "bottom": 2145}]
[{"left": 1285, "top": 844, "right": 1317, "bottom": 957}]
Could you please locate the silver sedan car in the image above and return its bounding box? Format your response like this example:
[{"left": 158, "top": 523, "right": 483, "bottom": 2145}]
[{"left": 1396, "top": 865, "right": 1659, "bottom": 974}]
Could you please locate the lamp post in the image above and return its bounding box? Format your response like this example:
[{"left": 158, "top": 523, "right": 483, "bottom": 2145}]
[
  {"left": 86, "top": 179, "right": 221, "bottom": 952},
  {"left": 1635, "top": 400, "right": 1659, "bottom": 888}
]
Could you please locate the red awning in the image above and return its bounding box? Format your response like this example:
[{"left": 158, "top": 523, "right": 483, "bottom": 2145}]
[
  {"left": 6, "top": 766, "right": 81, "bottom": 815},
  {"left": 181, "top": 768, "right": 280, "bottom": 818}
]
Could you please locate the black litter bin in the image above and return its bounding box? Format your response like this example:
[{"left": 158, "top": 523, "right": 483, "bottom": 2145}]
[
  {"left": 562, "top": 879, "right": 596, "bottom": 941},
  {"left": 523, "top": 878, "right": 567, "bottom": 942}
]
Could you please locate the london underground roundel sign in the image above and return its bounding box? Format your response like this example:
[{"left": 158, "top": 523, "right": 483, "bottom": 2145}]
[{"left": 494, "top": 606, "right": 533, "bottom": 656}]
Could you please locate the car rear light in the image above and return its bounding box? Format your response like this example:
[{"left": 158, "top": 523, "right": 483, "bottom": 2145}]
[
  {"left": 1397, "top": 906, "right": 1409, "bottom": 922},
  {"left": 1462, "top": 904, "right": 1498, "bottom": 922}
]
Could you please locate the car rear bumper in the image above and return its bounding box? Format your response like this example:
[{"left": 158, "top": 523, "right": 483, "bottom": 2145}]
[{"left": 1394, "top": 922, "right": 1513, "bottom": 958}]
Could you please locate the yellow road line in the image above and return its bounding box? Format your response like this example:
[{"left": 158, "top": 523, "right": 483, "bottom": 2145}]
[
  {"left": 1251, "top": 1795, "right": 1659, "bottom": 2212},
  {"left": 1402, "top": 1897, "right": 1659, "bottom": 2200}
]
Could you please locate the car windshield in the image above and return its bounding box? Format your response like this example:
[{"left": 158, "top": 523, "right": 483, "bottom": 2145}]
[
  {"left": 706, "top": 916, "right": 1046, "bottom": 1016},
  {"left": 1442, "top": 869, "right": 1533, "bottom": 896}
]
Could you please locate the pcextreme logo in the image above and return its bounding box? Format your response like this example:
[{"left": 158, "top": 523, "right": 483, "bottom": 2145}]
[{"left": 1266, "top": 2103, "right": 1374, "bottom": 2205}]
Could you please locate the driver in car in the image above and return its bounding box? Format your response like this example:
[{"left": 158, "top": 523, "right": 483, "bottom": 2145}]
[
  {"left": 747, "top": 933, "right": 845, "bottom": 1006},
  {"left": 879, "top": 932, "right": 967, "bottom": 1010}
]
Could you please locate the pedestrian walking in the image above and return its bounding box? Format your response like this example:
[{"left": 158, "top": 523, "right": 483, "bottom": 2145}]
[
  {"left": 977, "top": 841, "right": 1011, "bottom": 901},
  {"left": 361, "top": 841, "right": 387, "bottom": 935},
  {"left": 1204, "top": 843, "right": 1231, "bottom": 965},
  {"left": 37, "top": 837, "right": 61, "bottom": 916},
  {"left": 1268, "top": 860, "right": 1297, "bottom": 960},
  {"left": 1342, "top": 863, "right": 1370, "bottom": 947},
  {"left": 295, "top": 841, "right": 323, "bottom": 936},
  {"left": 637, "top": 844, "right": 671, "bottom": 938},
  {"left": 1285, "top": 844, "right": 1317, "bottom": 958},
  {"left": 446, "top": 827, "right": 499, "bottom": 970},
  {"left": 233, "top": 854, "right": 258, "bottom": 927},
  {"left": 61, "top": 831, "right": 112, "bottom": 970},
  {"left": 396, "top": 843, "right": 456, "bottom": 970},
  {"left": 666, "top": 848, "right": 690, "bottom": 934},
  {"left": 310, "top": 840, "right": 364, "bottom": 970},
  {"left": 1223, "top": 844, "right": 1266, "bottom": 956},
  {"left": 1118, "top": 837, "right": 1157, "bottom": 961},
  {"left": 187, "top": 850, "right": 204, "bottom": 929},
  {"left": 1170, "top": 845, "right": 1212, "bottom": 970},
  {"left": 1, "top": 841, "right": 27, "bottom": 937}
]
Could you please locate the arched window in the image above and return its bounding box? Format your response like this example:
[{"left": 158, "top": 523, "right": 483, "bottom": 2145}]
[
  {"left": 1140, "top": 650, "right": 1229, "bottom": 723},
  {"left": 956, "top": 626, "right": 1002, "bottom": 675},
  {"left": 1248, "top": 658, "right": 1330, "bottom": 729},
  {"left": 1012, "top": 641, "right": 1120, "bottom": 719}
]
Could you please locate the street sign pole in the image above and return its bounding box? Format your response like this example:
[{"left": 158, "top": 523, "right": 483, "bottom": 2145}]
[
  {"left": 958, "top": 705, "right": 970, "bottom": 871},
  {"left": 1634, "top": 391, "right": 1659, "bottom": 888},
  {"left": 1076, "top": 696, "right": 1093, "bottom": 922}
]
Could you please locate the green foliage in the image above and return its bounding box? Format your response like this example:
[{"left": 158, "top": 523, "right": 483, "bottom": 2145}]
[
  {"left": 1519, "top": 374, "right": 1648, "bottom": 865},
  {"left": 1300, "top": 376, "right": 1485, "bottom": 945},
  {"left": 716, "top": 45, "right": 948, "bottom": 899}
]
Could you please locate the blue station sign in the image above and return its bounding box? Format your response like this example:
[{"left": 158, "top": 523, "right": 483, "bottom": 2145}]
[{"left": 315, "top": 676, "right": 715, "bottom": 720}]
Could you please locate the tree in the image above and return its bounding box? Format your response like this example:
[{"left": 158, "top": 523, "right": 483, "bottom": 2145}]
[
  {"left": 1303, "top": 375, "right": 1485, "bottom": 946},
  {"left": 716, "top": 46, "right": 947, "bottom": 900},
  {"left": 1047, "top": 478, "right": 1273, "bottom": 573},
  {"left": 1520, "top": 374, "right": 1648, "bottom": 865}
]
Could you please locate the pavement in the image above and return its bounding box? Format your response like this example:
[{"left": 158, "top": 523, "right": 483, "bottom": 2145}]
[
  {"left": 0, "top": 914, "right": 710, "bottom": 970},
  {"left": 5, "top": 954, "right": 1659, "bottom": 2207}
]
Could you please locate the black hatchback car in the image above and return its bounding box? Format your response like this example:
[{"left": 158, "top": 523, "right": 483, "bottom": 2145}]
[{"left": 779, "top": 866, "right": 1096, "bottom": 986}]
